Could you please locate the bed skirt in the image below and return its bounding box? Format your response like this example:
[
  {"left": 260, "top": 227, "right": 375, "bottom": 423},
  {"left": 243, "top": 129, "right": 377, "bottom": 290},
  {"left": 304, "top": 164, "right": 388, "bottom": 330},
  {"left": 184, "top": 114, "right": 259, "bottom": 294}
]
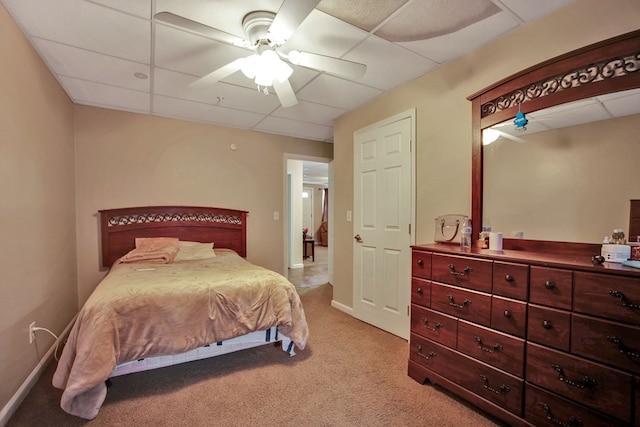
[{"left": 110, "top": 326, "right": 295, "bottom": 377}]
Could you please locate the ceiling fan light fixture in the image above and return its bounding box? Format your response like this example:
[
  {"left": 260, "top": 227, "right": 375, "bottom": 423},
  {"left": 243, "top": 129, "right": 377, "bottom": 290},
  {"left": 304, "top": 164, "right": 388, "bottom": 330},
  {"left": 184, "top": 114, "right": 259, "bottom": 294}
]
[
  {"left": 237, "top": 55, "right": 260, "bottom": 79},
  {"left": 238, "top": 50, "right": 293, "bottom": 88}
]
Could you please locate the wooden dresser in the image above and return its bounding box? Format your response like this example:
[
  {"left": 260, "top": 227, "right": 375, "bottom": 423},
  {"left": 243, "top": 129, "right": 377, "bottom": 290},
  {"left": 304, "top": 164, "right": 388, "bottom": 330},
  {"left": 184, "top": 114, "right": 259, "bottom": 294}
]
[{"left": 408, "top": 243, "right": 640, "bottom": 427}]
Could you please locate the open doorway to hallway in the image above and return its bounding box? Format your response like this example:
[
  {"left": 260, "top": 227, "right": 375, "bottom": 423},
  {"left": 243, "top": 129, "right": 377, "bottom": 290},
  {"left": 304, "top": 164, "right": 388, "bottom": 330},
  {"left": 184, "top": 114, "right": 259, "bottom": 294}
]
[{"left": 285, "top": 157, "right": 331, "bottom": 289}]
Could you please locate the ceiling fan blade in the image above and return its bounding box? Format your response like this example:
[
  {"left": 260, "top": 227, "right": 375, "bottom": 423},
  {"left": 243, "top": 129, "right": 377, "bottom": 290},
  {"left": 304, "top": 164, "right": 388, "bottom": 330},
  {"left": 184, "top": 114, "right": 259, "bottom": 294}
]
[
  {"left": 286, "top": 51, "right": 366, "bottom": 79},
  {"left": 155, "top": 12, "right": 245, "bottom": 46},
  {"left": 273, "top": 79, "right": 298, "bottom": 108},
  {"left": 268, "top": 0, "right": 320, "bottom": 42},
  {"left": 189, "top": 61, "right": 241, "bottom": 89},
  {"left": 497, "top": 130, "right": 527, "bottom": 144}
]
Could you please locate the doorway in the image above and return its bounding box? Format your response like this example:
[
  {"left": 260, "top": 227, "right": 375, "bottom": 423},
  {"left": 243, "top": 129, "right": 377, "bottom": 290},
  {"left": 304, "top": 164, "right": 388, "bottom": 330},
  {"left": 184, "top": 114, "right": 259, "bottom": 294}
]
[{"left": 284, "top": 156, "right": 332, "bottom": 288}]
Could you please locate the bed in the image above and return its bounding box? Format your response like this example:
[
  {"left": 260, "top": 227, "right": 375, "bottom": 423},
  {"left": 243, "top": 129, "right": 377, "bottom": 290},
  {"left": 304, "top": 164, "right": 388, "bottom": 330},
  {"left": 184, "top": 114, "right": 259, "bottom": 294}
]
[{"left": 52, "top": 206, "right": 309, "bottom": 420}]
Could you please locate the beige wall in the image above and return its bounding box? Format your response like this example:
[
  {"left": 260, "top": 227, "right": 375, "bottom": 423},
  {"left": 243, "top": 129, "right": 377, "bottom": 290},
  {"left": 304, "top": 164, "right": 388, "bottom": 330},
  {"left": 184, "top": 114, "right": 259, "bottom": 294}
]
[
  {"left": 0, "top": 3, "right": 76, "bottom": 413},
  {"left": 74, "top": 106, "right": 332, "bottom": 304},
  {"left": 332, "top": 0, "right": 640, "bottom": 306}
]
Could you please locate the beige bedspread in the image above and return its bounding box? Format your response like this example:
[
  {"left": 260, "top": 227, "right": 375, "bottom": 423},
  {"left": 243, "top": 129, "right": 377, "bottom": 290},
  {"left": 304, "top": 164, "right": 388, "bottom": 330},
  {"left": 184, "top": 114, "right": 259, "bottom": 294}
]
[{"left": 52, "top": 249, "right": 309, "bottom": 420}]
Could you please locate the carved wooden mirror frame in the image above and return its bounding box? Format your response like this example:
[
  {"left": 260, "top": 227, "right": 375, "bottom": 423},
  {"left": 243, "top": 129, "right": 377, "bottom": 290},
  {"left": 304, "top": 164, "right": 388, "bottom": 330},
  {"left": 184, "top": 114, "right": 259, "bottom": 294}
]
[{"left": 468, "top": 30, "right": 640, "bottom": 247}]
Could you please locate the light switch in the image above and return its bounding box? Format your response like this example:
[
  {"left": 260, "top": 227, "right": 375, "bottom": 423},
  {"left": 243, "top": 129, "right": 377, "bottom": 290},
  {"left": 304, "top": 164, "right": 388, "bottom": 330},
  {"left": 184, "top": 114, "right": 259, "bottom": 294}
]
[
  {"left": 273, "top": 211, "right": 279, "bottom": 220},
  {"left": 346, "top": 210, "right": 352, "bottom": 222}
]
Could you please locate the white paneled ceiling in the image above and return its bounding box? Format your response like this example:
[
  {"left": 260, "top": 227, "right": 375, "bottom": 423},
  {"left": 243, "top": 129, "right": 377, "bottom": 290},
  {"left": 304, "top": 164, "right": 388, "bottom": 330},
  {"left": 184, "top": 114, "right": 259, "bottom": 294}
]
[{"left": 2, "top": 0, "right": 573, "bottom": 142}]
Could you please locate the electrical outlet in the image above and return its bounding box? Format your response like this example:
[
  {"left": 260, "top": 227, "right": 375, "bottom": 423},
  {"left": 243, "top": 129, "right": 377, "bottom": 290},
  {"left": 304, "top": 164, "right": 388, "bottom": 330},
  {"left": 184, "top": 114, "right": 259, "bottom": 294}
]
[{"left": 29, "top": 322, "right": 36, "bottom": 344}]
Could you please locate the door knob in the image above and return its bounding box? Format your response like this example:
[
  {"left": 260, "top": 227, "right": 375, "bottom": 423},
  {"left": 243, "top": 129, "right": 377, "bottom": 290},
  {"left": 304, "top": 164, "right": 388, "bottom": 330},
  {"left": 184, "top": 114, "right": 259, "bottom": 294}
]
[{"left": 354, "top": 234, "right": 363, "bottom": 243}]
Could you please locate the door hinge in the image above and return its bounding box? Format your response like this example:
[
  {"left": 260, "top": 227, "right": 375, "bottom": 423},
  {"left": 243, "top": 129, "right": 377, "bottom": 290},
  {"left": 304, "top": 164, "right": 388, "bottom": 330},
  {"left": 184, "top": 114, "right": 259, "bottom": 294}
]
[
  {"left": 407, "top": 305, "right": 410, "bottom": 316},
  {"left": 409, "top": 224, "right": 411, "bottom": 235}
]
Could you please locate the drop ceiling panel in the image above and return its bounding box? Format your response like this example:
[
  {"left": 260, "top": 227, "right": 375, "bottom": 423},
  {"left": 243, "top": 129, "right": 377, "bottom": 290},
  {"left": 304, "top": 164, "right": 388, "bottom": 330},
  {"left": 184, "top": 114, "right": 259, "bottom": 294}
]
[
  {"left": 87, "top": 0, "right": 151, "bottom": 19},
  {"left": 271, "top": 100, "right": 346, "bottom": 126},
  {"left": 397, "top": 10, "right": 521, "bottom": 64},
  {"left": 60, "top": 76, "right": 150, "bottom": 113},
  {"left": 344, "top": 36, "right": 439, "bottom": 90},
  {"left": 296, "top": 75, "right": 383, "bottom": 111},
  {"left": 3, "top": 0, "right": 150, "bottom": 63},
  {"left": 153, "top": 95, "right": 266, "bottom": 128},
  {"left": 599, "top": 89, "right": 640, "bottom": 117},
  {"left": 33, "top": 38, "right": 150, "bottom": 92},
  {"left": 530, "top": 101, "right": 614, "bottom": 130},
  {"left": 255, "top": 116, "right": 333, "bottom": 141}
]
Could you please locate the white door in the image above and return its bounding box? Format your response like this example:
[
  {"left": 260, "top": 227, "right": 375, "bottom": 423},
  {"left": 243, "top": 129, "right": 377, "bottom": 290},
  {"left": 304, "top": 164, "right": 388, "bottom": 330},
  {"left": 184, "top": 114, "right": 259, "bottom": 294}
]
[{"left": 353, "top": 114, "right": 413, "bottom": 339}]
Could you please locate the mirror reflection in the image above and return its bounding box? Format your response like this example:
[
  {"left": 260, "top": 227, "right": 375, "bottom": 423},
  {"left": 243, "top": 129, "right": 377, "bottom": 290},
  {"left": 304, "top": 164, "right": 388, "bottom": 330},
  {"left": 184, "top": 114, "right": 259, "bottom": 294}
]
[{"left": 483, "top": 88, "right": 640, "bottom": 243}]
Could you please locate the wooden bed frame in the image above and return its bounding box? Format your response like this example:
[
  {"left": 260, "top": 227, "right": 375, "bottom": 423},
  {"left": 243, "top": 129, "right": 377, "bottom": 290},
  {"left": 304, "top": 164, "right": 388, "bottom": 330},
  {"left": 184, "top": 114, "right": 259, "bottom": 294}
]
[
  {"left": 97, "top": 205, "right": 296, "bottom": 378},
  {"left": 100, "top": 205, "right": 248, "bottom": 268}
]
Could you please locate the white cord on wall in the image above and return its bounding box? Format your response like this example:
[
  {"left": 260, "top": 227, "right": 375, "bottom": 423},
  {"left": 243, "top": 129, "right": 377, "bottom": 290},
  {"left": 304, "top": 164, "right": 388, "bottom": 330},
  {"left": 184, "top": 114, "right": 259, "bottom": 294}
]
[{"left": 32, "top": 327, "right": 60, "bottom": 361}]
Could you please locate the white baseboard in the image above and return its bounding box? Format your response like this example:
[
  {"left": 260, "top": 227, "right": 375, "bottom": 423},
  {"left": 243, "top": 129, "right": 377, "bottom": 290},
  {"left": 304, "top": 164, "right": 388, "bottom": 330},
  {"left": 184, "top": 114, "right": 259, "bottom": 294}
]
[
  {"left": 331, "top": 299, "right": 353, "bottom": 314},
  {"left": 0, "top": 314, "right": 77, "bottom": 427}
]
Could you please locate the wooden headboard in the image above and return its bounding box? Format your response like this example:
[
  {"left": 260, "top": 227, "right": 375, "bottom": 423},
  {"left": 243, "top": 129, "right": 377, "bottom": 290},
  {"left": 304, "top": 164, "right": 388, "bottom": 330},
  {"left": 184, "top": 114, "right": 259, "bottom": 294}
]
[{"left": 99, "top": 206, "right": 248, "bottom": 268}]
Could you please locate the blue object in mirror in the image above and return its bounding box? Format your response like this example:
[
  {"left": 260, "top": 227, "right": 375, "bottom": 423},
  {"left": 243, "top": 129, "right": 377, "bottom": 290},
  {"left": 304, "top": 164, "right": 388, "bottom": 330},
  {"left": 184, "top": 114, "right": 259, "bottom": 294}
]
[{"left": 514, "top": 110, "right": 528, "bottom": 130}]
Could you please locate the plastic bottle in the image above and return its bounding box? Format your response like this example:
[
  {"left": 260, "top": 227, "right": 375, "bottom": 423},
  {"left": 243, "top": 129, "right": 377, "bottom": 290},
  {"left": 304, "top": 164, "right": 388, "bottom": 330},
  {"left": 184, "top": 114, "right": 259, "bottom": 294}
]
[{"left": 460, "top": 218, "right": 472, "bottom": 249}]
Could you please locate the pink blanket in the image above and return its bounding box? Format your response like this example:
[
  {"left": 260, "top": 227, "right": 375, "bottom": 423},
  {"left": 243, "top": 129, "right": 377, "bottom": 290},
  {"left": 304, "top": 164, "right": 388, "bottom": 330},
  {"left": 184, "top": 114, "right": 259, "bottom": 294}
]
[{"left": 52, "top": 250, "right": 308, "bottom": 419}]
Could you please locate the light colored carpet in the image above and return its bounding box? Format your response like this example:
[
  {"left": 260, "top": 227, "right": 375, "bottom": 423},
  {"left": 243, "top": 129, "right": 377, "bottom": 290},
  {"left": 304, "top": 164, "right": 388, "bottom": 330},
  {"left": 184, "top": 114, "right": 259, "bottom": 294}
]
[{"left": 8, "top": 283, "right": 506, "bottom": 426}]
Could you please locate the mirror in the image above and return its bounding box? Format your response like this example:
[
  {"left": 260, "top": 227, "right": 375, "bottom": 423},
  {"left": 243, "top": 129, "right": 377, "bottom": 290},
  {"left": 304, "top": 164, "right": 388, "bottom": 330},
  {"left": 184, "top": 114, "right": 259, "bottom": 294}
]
[
  {"left": 483, "top": 89, "right": 640, "bottom": 243},
  {"left": 469, "top": 30, "right": 640, "bottom": 246}
]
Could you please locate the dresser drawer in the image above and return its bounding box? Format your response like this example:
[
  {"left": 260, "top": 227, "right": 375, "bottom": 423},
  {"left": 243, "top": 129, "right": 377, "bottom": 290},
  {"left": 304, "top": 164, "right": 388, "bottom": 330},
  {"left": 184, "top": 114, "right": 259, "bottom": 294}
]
[
  {"left": 432, "top": 254, "right": 492, "bottom": 292},
  {"left": 529, "top": 267, "right": 573, "bottom": 309},
  {"left": 457, "top": 320, "right": 525, "bottom": 377},
  {"left": 447, "top": 351, "right": 524, "bottom": 416},
  {"left": 410, "top": 305, "right": 457, "bottom": 348},
  {"left": 571, "top": 313, "right": 640, "bottom": 374},
  {"left": 525, "top": 383, "right": 627, "bottom": 427},
  {"left": 573, "top": 271, "right": 640, "bottom": 324},
  {"left": 527, "top": 304, "right": 570, "bottom": 352},
  {"left": 526, "top": 343, "right": 633, "bottom": 422},
  {"left": 431, "top": 282, "right": 491, "bottom": 327},
  {"left": 491, "top": 296, "right": 527, "bottom": 338},
  {"left": 411, "top": 277, "right": 431, "bottom": 307},
  {"left": 492, "top": 261, "right": 528, "bottom": 300},
  {"left": 412, "top": 250, "right": 432, "bottom": 279},
  {"left": 409, "top": 333, "right": 455, "bottom": 375}
]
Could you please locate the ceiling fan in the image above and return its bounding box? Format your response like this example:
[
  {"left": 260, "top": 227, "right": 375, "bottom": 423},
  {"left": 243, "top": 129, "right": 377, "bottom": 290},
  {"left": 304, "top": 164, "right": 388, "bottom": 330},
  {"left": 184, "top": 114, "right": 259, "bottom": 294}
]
[{"left": 155, "top": 0, "right": 367, "bottom": 107}]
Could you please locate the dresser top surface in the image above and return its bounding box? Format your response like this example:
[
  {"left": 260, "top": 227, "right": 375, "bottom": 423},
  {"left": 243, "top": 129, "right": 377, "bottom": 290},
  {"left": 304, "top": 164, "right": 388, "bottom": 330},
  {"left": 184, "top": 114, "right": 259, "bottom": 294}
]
[{"left": 413, "top": 242, "right": 640, "bottom": 278}]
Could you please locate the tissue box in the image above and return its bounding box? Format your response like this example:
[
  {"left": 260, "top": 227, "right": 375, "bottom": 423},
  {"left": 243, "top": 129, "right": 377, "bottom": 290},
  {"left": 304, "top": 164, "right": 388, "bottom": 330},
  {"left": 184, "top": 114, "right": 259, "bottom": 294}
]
[{"left": 601, "top": 244, "right": 631, "bottom": 263}]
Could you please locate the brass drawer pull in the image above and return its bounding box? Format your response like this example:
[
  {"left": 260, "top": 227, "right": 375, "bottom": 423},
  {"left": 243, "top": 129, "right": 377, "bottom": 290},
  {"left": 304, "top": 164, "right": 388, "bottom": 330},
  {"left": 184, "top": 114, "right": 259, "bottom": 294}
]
[
  {"left": 417, "top": 259, "right": 424, "bottom": 266},
  {"left": 479, "top": 374, "right": 510, "bottom": 395},
  {"left": 416, "top": 287, "right": 423, "bottom": 295},
  {"left": 448, "top": 264, "right": 472, "bottom": 277},
  {"left": 551, "top": 364, "right": 598, "bottom": 390},
  {"left": 542, "top": 320, "right": 553, "bottom": 329},
  {"left": 416, "top": 344, "right": 436, "bottom": 360},
  {"left": 504, "top": 274, "right": 514, "bottom": 282},
  {"left": 447, "top": 294, "right": 471, "bottom": 308},
  {"left": 608, "top": 290, "right": 640, "bottom": 309},
  {"left": 503, "top": 310, "right": 511, "bottom": 318},
  {"left": 607, "top": 336, "right": 640, "bottom": 359},
  {"left": 421, "top": 318, "right": 442, "bottom": 332},
  {"left": 544, "top": 280, "right": 555, "bottom": 289},
  {"left": 538, "top": 402, "right": 583, "bottom": 427},
  {"left": 474, "top": 336, "right": 503, "bottom": 353}
]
